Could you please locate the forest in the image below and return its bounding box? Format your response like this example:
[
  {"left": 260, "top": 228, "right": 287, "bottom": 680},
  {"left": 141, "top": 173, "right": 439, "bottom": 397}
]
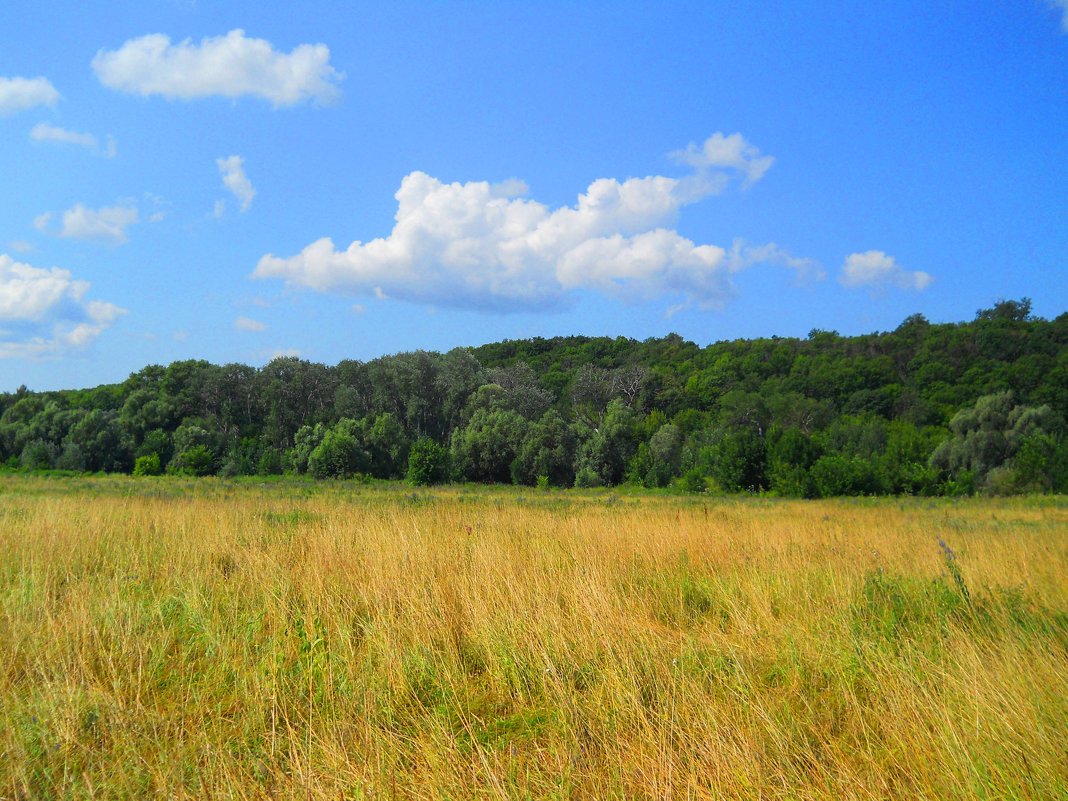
[{"left": 2, "top": 298, "right": 1066, "bottom": 496}]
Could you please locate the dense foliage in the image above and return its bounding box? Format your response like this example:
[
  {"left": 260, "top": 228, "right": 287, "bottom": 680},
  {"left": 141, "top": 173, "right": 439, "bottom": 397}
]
[{"left": 2, "top": 299, "right": 1066, "bottom": 495}]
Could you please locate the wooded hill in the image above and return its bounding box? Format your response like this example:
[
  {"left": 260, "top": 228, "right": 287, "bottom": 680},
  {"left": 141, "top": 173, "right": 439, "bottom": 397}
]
[{"left": 2, "top": 298, "right": 1066, "bottom": 496}]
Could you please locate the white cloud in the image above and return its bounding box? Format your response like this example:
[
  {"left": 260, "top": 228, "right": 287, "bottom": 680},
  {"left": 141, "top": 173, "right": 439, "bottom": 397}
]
[
  {"left": 0, "top": 254, "right": 125, "bottom": 359},
  {"left": 254, "top": 135, "right": 805, "bottom": 313},
  {"left": 30, "top": 122, "right": 94, "bottom": 148},
  {"left": 8, "top": 240, "right": 33, "bottom": 254},
  {"left": 725, "top": 240, "right": 826, "bottom": 282},
  {"left": 234, "top": 315, "right": 267, "bottom": 332},
  {"left": 670, "top": 132, "right": 775, "bottom": 186},
  {"left": 1050, "top": 1, "right": 1068, "bottom": 32},
  {"left": 92, "top": 29, "right": 343, "bottom": 107},
  {"left": 0, "top": 76, "right": 59, "bottom": 115},
  {"left": 213, "top": 199, "right": 227, "bottom": 219},
  {"left": 0, "top": 256, "right": 85, "bottom": 322},
  {"left": 839, "top": 250, "right": 933, "bottom": 291},
  {"left": 56, "top": 203, "right": 140, "bottom": 244},
  {"left": 30, "top": 122, "right": 116, "bottom": 157},
  {"left": 217, "top": 155, "right": 255, "bottom": 212}
]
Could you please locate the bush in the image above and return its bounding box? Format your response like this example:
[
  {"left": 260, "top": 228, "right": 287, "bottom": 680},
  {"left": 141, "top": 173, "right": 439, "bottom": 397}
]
[
  {"left": 54, "top": 443, "right": 86, "bottom": 472},
  {"left": 574, "top": 466, "right": 603, "bottom": 489},
  {"left": 257, "top": 447, "right": 284, "bottom": 476},
  {"left": 676, "top": 468, "right": 707, "bottom": 494},
  {"left": 407, "top": 438, "right": 448, "bottom": 486},
  {"left": 810, "top": 454, "right": 880, "bottom": 497},
  {"left": 169, "top": 445, "right": 216, "bottom": 477},
  {"left": 133, "top": 453, "right": 162, "bottom": 476},
  {"left": 309, "top": 429, "right": 369, "bottom": 479},
  {"left": 19, "top": 439, "right": 53, "bottom": 471}
]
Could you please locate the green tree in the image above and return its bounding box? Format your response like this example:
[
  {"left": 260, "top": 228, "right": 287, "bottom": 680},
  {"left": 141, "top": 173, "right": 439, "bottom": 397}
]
[
  {"left": 767, "top": 427, "right": 820, "bottom": 497},
  {"left": 710, "top": 427, "right": 767, "bottom": 492},
  {"left": 450, "top": 408, "right": 529, "bottom": 483},
  {"left": 632, "top": 423, "right": 683, "bottom": 488},
  {"left": 65, "top": 409, "right": 131, "bottom": 472},
  {"left": 573, "top": 399, "right": 638, "bottom": 486},
  {"left": 308, "top": 419, "right": 371, "bottom": 479},
  {"left": 512, "top": 410, "right": 579, "bottom": 487},
  {"left": 930, "top": 391, "right": 1062, "bottom": 491}
]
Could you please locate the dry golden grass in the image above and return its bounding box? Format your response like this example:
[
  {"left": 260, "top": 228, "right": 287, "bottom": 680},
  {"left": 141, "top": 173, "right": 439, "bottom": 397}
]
[{"left": 0, "top": 475, "right": 1065, "bottom": 799}]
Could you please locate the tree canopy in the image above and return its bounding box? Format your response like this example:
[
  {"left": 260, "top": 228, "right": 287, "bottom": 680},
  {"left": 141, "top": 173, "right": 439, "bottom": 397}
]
[{"left": 2, "top": 300, "right": 1065, "bottom": 496}]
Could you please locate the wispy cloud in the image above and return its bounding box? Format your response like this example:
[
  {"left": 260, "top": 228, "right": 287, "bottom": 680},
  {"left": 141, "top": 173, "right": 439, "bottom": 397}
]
[
  {"left": 92, "top": 29, "right": 343, "bottom": 107},
  {"left": 725, "top": 240, "right": 825, "bottom": 283},
  {"left": 1050, "top": 0, "right": 1068, "bottom": 32},
  {"left": 670, "top": 132, "right": 775, "bottom": 187},
  {"left": 234, "top": 315, "right": 267, "bottom": 332},
  {"left": 0, "top": 76, "right": 59, "bottom": 115},
  {"left": 30, "top": 122, "right": 116, "bottom": 157},
  {"left": 839, "top": 251, "right": 933, "bottom": 292},
  {"left": 217, "top": 155, "right": 255, "bottom": 212}
]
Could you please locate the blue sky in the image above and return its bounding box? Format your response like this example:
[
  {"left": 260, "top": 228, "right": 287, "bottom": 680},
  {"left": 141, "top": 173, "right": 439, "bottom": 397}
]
[{"left": 1, "top": 1, "right": 1065, "bottom": 392}]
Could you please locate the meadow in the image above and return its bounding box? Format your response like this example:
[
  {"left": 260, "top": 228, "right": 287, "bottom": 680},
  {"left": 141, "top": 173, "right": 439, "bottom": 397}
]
[{"left": 0, "top": 475, "right": 1065, "bottom": 800}]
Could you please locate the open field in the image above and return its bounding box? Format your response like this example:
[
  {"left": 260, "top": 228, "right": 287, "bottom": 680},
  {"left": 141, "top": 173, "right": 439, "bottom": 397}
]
[{"left": 0, "top": 475, "right": 1065, "bottom": 799}]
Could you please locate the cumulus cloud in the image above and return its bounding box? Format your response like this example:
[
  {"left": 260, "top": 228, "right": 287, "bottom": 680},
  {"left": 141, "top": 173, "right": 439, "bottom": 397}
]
[
  {"left": 234, "top": 315, "right": 266, "bottom": 332},
  {"left": 0, "top": 76, "right": 59, "bottom": 115},
  {"left": 670, "top": 132, "right": 775, "bottom": 186},
  {"left": 0, "top": 254, "right": 125, "bottom": 359},
  {"left": 92, "top": 29, "right": 343, "bottom": 107},
  {"left": 217, "top": 155, "right": 255, "bottom": 212},
  {"left": 57, "top": 203, "right": 140, "bottom": 244},
  {"left": 254, "top": 135, "right": 802, "bottom": 313},
  {"left": 30, "top": 122, "right": 116, "bottom": 157},
  {"left": 839, "top": 250, "right": 933, "bottom": 291}
]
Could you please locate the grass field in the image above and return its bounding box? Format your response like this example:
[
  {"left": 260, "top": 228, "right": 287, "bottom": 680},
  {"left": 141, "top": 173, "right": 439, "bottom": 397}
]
[{"left": 0, "top": 475, "right": 1065, "bottom": 799}]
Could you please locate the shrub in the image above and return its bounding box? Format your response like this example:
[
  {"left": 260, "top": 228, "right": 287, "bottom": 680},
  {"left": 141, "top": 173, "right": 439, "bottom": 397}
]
[
  {"left": 309, "top": 428, "right": 369, "bottom": 479},
  {"left": 133, "top": 453, "right": 162, "bottom": 476},
  {"left": 257, "top": 447, "right": 284, "bottom": 476},
  {"left": 407, "top": 438, "right": 448, "bottom": 486},
  {"left": 169, "top": 445, "right": 216, "bottom": 477},
  {"left": 19, "top": 439, "right": 53, "bottom": 471},
  {"left": 574, "top": 466, "right": 603, "bottom": 489}
]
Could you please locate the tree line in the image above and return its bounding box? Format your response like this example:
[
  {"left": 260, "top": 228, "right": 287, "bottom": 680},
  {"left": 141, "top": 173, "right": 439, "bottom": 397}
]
[{"left": 2, "top": 298, "right": 1066, "bottom": 496}]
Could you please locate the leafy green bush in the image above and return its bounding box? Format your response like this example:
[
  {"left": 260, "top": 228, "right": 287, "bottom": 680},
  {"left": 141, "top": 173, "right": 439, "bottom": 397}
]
[
  {"left": 169, "top": 445, "right": 216, "bottom": 476},
  {"left": 133, "top": 453, "right": 162, "bottom": 476},
  {"left": 309, "top": 427, "right": 369, "bottom": 479},
  {"left": 406, "top": 437, "right": 448, "bottom": 486}
]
